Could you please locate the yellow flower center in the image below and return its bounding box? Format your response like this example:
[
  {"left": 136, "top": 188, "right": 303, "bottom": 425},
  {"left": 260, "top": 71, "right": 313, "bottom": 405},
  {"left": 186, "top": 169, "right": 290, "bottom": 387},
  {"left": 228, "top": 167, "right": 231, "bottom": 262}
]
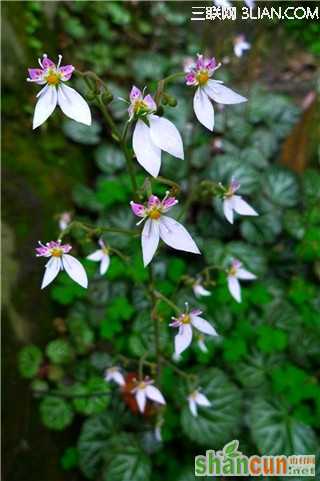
[
  {"left": 102, "top": 247, "right": 109, "bottom": 255},
  {"left": 229, "top": 267, "right": 237, "bottom": 276},
  {"left": 197, "top": 71, "right": 209, "bottom": 86},
  {"left": 134, "top": 100, "right": 148, "bottom": 115},
  {"left": 46, "top": 73, "right": 60, "bottom": 85},
  {"left": 149, "top": 209, "right": 161, "bottom": 220},
  {"left": 50, "top": 247, "right": 63, "bottom": 257},
  {"left": 180, "top": 314, "right": 190, "bottom": 324}
]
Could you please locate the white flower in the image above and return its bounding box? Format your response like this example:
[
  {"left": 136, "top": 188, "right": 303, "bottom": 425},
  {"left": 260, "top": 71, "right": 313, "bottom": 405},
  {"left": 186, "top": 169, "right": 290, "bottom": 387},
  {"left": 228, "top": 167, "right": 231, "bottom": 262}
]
[
  {"left": 27, "top": 54, "right": 91, "bottom": 129},
  {"left": 197, "top": 335, "right": 208, "bottom": 353},
  {"left": 128, "top": 86, "right": 184, "bottom": 177},
  {"left": 233, "top": 34, "right": 251, "bottom": 58},
  {"left": 170, "top": 303, "right": 218, "bottom": 356},
  {"left": 131, "top": 378, "right": 166, "bottom": 413},
  {"left": 222, "top": 179, "right": 258, "bottom": 224},
  {"left": 188, "top": 389, "right": 211, "bottom": 417},
  {"left": 213, "top": 0, "right": 232, "bottom": 7},
  {"left": 227, "top": 259, "right": 256, "bottom": 303},
  {"left": 244, "top": 0, "right": 255, "bottom": 8},
  {"left": 193, "top": 280, "right": 211, "bottom": 298},
  {"left": 104, "top": 367, "right": 125, "bottom": 386},
  {"left": 87, "top": 239, "right": 110, "bottom": 275},
  {"left": 35, "top": 240, "right": 88, "bottom": 289},
  {"left": 185, "top": 54, "right": 247, "bottom": 131},
  {"left": 130, "top": 193, "right": 200, "bottom": 267},
  {"left": 58, "top": 211, "right": 72, "bottom": 231}
]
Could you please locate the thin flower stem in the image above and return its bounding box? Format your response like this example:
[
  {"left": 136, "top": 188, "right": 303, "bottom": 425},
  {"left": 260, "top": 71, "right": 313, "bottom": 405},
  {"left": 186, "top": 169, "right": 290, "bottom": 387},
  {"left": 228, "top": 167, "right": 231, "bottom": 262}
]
[
  {"left": 109, "top": 247, "right": 130, "bottom": 262},
  {"left": 58, "top": 221, "right": 137, "bottom": 240},
  {"left": 149, "top": 266, "right": 161, "bottom": 381},
  {"left": 153, "top": 290, "right": 180, "bottom": 314},
  {"left": 32, "top": 389, "right": 111, "bottom": 399},
  {"left": 138, "top": 352, "right": 150, "bottom": 380},
  {"left": 97, "top": 96, "right": 138, "bottom": 195},
  {"left": 153, "top": 176, "right": 181, "bottom": 194},
  {"left": 161, "top": 357, "right": 198, "bottom": 382}
]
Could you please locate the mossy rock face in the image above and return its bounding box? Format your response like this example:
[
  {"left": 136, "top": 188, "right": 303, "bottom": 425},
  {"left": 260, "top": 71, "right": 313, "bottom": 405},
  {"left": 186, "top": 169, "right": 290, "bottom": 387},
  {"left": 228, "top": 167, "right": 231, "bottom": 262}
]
[{"left": 3, "top": 6, "right": 89, "bottom": 481}]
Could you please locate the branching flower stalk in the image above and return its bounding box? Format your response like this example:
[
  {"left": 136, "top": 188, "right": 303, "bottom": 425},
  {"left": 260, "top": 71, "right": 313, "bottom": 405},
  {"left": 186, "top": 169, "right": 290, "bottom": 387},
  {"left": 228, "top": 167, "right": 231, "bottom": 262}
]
[{"left": 29, "top": 52, "right": 259, "bottom": 426}]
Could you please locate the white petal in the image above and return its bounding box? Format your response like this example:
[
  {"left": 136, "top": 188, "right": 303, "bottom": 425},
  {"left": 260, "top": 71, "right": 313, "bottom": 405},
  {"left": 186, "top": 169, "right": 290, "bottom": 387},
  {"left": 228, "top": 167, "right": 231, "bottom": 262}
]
[
  {"left": 159, "top": 216, "right": 200, "bottom": 255},
  {"left": 57, "top": 84, "right": 91, "bottom": 125},
  {"left": 223, "top": 199, "right": 234, "bottom": 224},
  {"left": 191, "top": 316, "right": 217, "bottom": 336},
  {"left": 175, "top": 324, "right": 193, "bottom": 356},
  {"left": 205, "top": 80, "right": 247, "bottom": 105},
  {"left": 198, "top": 339, "right": 208, "bottom": 353},
  {"left": 194, "top": 285, "right": 211, "bottom": 297},
  {"left": 113, "top": 371, "right": 125, "bottom": 386},
  {"left": 195, "top": 392, "right": 211, "bottom": 407},
  {"left": 141, "top": 218, "right": 160, "bottom": 267},
  {"left": 87, "top": 250, "right": 104, "bottom": 262},
  {"left": 33, "top": 85, "right": 57, "bottom": 129},
  {"left": 193, "top": 87, "right": 214, "bottom": 131},
  {"left": 62, "top": 254, "right": 88, "bottom": 288},
  {"left": 233, "top": 196, "right": 258, "bottom": 217},
  {"left": 136, "top": 390, "right": 146, "bottom": 413},
  {"left": 100, "top": 255, "right": 110, "bottom": 275},
  {"left": 145, "top": 385, "right": 166, "bottom": 405},
  {"left": 41, "top": 257, "right": 61, "bottom": 289},
  {"left": 237, "top": 268, "right": 256, "bottom": 280},
  {"left": 133, "top": 120, "right": 161, "bottom": 177},
  {"left": 188, "top": 398, "right": 198, "bottom": 417},
  {"left": 149, "top": 115, "right": 184, "bottom": 159},
  {"left": 228, "top": 276, "right": 241, "bottom": 303}
]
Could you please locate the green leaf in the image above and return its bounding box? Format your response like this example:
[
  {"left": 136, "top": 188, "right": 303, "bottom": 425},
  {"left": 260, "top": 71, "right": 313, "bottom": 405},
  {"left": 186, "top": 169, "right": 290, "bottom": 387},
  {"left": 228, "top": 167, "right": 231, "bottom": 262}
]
[
  {"left": 60, "top": 446, "right": 79, "bottom": 470},
  {"left": 167, "top": 257, "right": 186, "bottom": 282},
  {"left": 18, "top": 345, "right": 43, "bottom": 379},
  {"left": 227, "top": 241, "right": 267, "bottom": 276},
  {"left": 263, "top": 168, "right": 299, "bottom": 208},
  {"left": 40, "top": 396, "right": 74, "bottom": 431},
  {"left": 223, "top": 337, "right": 247, "bottom": 361},
  {"left": 51, "top": 272, "right": 87, "bottom": 305},
  {"left": 72, "top": 377, "right": 110, "bottom": 415},
  {"left": 234, "top": 353, "right": 283, "bottom": 388},
  {"left": 241, "top": 212, "right": 282, "bottom": 245},
  {"left": 72, "top": 185, "right": 102, "bottom": 212},
  {"left": 257, "top": 325, "right": 288, "bottom": 353},
  {"left": 181, "top": 368, "right": 242, "bottom": 446},
  {"left": 46, "top": 339, "right": 75, "bottom": 364},
  {"left": 249, "top": 398, "right": 318, "bottom": 455},
  {"left": 78, "top": 413, "right": 114, "bottom": 479},
  {"left": 95, "top": 178, "right": 129, "bottom": 207},
  {"left": 67, "top": 317, "right": 95, "bottom": 354},
  {"left": 129, "top": 310, "right": 169, "bottom": 357},
  {"left": 63, "top": 119, "right": 101, "bottom": 145},
  {"left": 103, "top": 443, "right": 151, "bottom": 481},
  {"left": 95, "top": 144, "right": 125, "bottom": 174}
]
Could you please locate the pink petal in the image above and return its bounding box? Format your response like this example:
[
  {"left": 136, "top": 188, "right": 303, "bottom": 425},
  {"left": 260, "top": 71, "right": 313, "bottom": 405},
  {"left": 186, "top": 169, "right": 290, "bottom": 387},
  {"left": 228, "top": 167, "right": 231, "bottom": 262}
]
[
  {"left": 148, "top": 195, "right": 161, "bottom": 207},
  {"left": 130, "top": 201, "right": 146, "bottom": 217},
  {"left": 130, "top": 85, "right": 142, "bottom": 102},
  {"left": 42, "top": 55, "right": 55, "bottom": 69},
  {"left": 143, "top": 94, "right": 156, "bottom": 112},
  {"left": 162, "top": 197, "right": 178, "bottom": 211},
  {"left": 59, "top": 65, "right": 75, "bottom": 81}
]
